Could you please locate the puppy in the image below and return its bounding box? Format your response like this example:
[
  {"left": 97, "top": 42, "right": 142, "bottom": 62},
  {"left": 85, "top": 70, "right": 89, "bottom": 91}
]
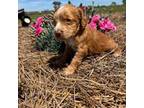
[{"left": 53, "top": 4, "right": 121, "bottom": 75}]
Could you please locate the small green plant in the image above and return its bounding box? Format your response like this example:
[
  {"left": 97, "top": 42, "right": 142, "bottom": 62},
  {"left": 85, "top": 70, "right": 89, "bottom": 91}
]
[{"left": 31, "top": 16, "right": 62, "bottom": 53}]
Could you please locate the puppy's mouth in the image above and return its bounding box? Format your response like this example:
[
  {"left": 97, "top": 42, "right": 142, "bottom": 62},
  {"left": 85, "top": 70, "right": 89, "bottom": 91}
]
[
  {"left": 54, "top": 32, "right": 64, "bottom": 41},
  {"left": 55, "top": 32, "right": 61, "bottom": 38}
]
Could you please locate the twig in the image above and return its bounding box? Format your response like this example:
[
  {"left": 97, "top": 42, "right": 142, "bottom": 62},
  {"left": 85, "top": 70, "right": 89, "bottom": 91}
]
[
  {"left": 60, "top": 76, "right": 105, "bottom": 86},
  {"left": 96, "top": 46, "right": 118, "bottom": 62},
  {"left": 74, "top": 85, "right": 76, "bottom": 108},
  {"left": 77, "top": 84, "right": 96, "bottom": 106},
  {"left": 60, "top": 76, "right": 125, "bottom": 95},
  {"left": 88, "top": 68, "right": 94, "bottom": 77},
  {"left": 56, "top": 92, "right": 70, "bottom": 108}
]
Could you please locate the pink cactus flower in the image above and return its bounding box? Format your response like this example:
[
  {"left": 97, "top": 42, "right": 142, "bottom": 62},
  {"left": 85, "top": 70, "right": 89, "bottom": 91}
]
[
  {"left": 36, "top": 17, "right": 43, "bottom": 24},
  {"left": 99, "top": 18, "right": 116, "bottom": 32},
  {"left": 99, "top": 20, "right": 106, "bottom": 30},
  {"left": 35, "top": 27, "right": 43, "bottom": 37},
  {"left": 31, "top": 23, "right": 38, "bottom": 28},
  {"left": 31, "top": 22, "right": 36, "bottom": 28},
  {"left": 88, "top": 22, "right": 97, "bottom": 29},
  {"left": 91, "top": 15, "right": 100, "bottom": 23},
  {"left": 32, "top": 17, "right": 44, "bottom": 29},
  {"left": 88, "top": 15, "right": 101, "bottom": 29},
  {"left": 31, "top": 22, "right": 41, "bottom": 29}
]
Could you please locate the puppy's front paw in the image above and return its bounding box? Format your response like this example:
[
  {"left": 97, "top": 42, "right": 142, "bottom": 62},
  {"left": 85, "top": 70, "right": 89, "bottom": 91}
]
[
  {"left": 52, "top": 58, "right": 65, "bottom": 66},
  {"left": 63, "top": 66, "right": 75, "bottom": 75}
]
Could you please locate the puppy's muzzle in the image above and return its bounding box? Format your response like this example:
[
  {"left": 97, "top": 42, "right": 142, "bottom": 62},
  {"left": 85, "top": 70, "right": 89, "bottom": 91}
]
[{"left": 54, "top": 29, "right": 63, "bottom": 38}]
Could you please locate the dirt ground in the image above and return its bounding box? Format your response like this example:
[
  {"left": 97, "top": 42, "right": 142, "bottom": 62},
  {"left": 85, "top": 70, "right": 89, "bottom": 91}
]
[{"left": 18, "top": 12, "right": 126, "bottom": 108}]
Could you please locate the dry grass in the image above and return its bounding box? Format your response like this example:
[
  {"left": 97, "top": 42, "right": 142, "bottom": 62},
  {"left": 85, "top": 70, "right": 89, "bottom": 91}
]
[{"left": 18, "top": 12, "right": 126, "bottom": 108}]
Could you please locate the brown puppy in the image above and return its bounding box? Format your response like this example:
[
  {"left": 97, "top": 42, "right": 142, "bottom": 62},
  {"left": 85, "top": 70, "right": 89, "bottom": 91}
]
[{"left": 54, "top": 4, "right": 121, "bottom": 75}]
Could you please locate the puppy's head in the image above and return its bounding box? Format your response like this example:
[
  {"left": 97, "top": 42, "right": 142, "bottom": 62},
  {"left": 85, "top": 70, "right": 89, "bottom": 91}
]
[{"left": 54, "top": 4, "right": 88, "bottom": 40}]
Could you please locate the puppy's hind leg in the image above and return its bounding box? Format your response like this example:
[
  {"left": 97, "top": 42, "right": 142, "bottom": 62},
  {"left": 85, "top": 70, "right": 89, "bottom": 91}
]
[
  {"left": 110, "top": 42, "right": 122, "bottom": 57},
  {"left": 113, "top": 47, "right": 122, "bottom": 57}
]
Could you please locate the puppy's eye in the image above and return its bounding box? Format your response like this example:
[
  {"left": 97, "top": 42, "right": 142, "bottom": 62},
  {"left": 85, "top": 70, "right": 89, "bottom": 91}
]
[
  {"left": 65, "top": 19, "right": 72, "bottom": 25},
  {"left": 66, "top": 19, "right": 71, "bottom": 22}
]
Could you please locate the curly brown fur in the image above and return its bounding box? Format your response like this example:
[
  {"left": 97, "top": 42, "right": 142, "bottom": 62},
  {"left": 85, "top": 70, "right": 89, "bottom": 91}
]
[{"left": 53, "top": 4, "right": 121, "bottom": 75}]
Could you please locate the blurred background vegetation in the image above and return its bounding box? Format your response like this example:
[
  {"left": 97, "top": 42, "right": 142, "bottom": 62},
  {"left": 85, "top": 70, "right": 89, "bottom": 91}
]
[
  {"left": 21, "top": 0, "right": 126, "bottom": 53},
  {"left": 25, "top": 0, "right": 126, "bottom": 21}
]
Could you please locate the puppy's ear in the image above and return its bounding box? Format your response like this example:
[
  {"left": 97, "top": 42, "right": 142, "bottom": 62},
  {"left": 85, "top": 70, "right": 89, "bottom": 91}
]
[{"left": 78, "top": 8, "right": 88, "bottom": 29}]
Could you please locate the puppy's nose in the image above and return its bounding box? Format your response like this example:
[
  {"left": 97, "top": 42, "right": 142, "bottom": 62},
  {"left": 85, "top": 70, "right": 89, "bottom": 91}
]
[
  {"left": 54, "top": 29, "right": 63, "bottom": 38},
  {"left": 54, "top": 29, "right": 63, "bottom": 34}
]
